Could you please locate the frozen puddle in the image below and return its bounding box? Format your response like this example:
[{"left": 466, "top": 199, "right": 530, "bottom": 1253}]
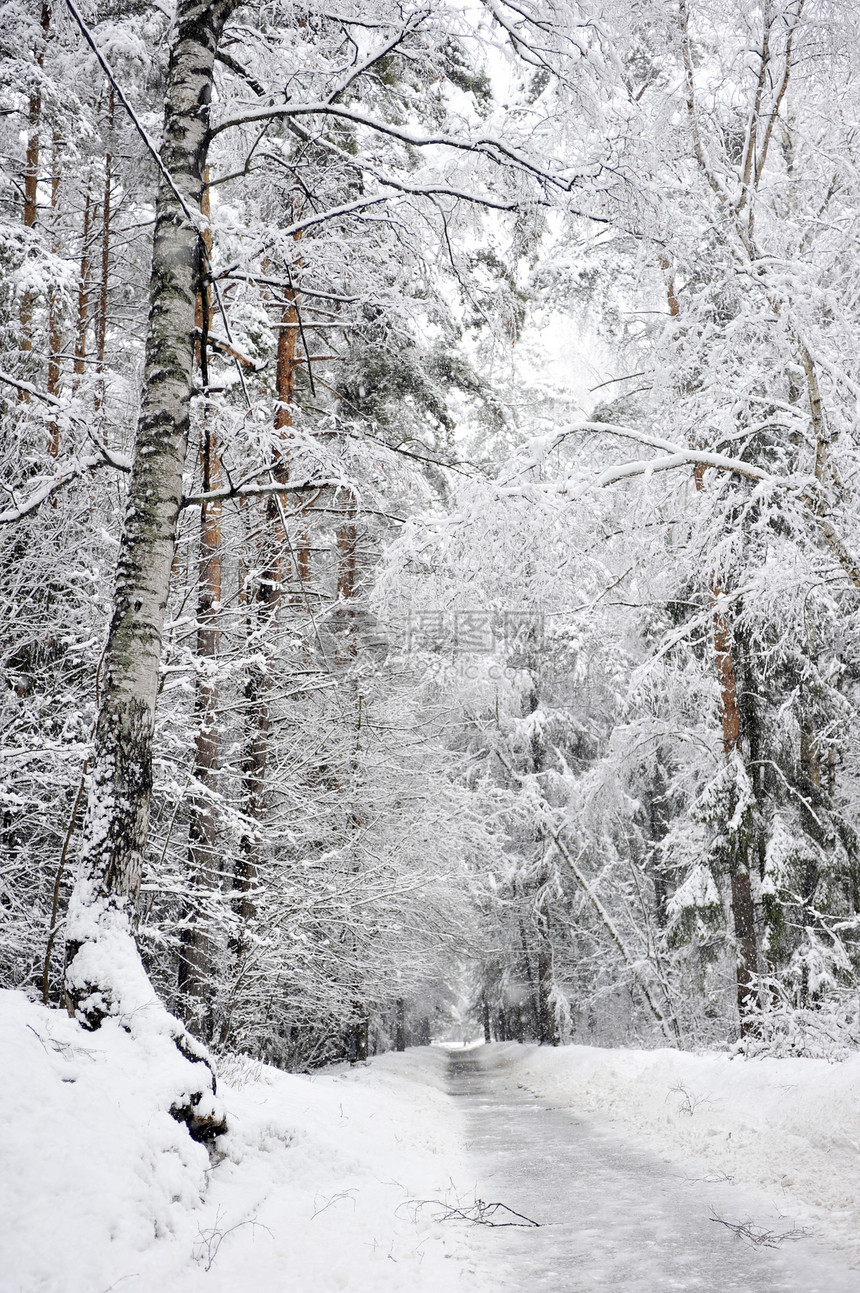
[{"left": 448, "top": 1046, "right": 860, "bottom": 1292}]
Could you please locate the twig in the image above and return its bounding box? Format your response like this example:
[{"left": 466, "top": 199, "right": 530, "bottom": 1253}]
[
  {"left": 193, "top": 1209, "right": 273, "bottom": 1272},
  {"left": 709, "top": 1210, "right": 810, "bottom": 1248},
  {"left": 410, "top": 1196, "right": 541, "bottom": 1228}
]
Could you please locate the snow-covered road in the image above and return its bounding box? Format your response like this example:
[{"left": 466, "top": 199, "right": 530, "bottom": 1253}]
[
  {"left": 451, "top": 1045, "right": 860, "bottom": 1293},
  {"left": 7, "top": 983, "right": 860, "bottom": 1293}
]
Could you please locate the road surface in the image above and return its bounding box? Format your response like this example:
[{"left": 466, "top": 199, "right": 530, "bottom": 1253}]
[{"left": 448, "top": 1045, "right": 860, "bottom": 1292}]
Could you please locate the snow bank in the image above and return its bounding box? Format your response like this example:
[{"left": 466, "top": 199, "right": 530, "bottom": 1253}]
[
  {"left": 1, "top": 990, "right": 487, "bottom": 1293},
  {"left": 13, "top": 981, "right": 858, "bottom": 1293},
  {"left": 1, "top": 988, "right": 212, "bottom": 1292},
  {"left": 494, "top": 1040, "right": 860, "bottom": 1266}
]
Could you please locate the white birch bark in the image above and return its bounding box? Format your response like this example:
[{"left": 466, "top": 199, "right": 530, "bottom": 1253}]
[{"left": 64, "top": 3, "right": 237, "bottom": 1134}]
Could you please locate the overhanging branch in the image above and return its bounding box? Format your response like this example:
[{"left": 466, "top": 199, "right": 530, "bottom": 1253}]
[
  {"left": 511, "top": 420, "right": 860, "bottom": 594},
  {"left": 182, "top": 476, "right": 343, "bottom": 508}
]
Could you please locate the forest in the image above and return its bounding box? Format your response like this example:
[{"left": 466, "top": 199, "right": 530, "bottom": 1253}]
[{"left": 4, "top": 0, "right": 860, "bottom": 1136}]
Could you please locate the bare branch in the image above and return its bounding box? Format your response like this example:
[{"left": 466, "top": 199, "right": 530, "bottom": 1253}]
[
  {"left": 182, "top": 476, "right": 343, "bottom": 509},
  {"left": 215, "top": 47, "right": 266, "bottom": 98}
]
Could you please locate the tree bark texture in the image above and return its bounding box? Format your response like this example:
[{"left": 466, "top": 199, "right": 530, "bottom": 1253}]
[
  {"left": 73, "top": 186, "right": 92, "bottom": 379},
  {"left": 394, "top": 997, "right": 406, "bottom": 1052},
  {"left": 47, "top": 129, "right": 61, "bottom": 454},
  {"left": 179, "top": 178, "right": 220, "bottom": 1038},
  {"left": 65, "top": 0, "right": 236, "bottom": 1033},
  {"left": 95, "top": 86, "right": 115, "bottom": 385},
  {"left": 694, "top": 467, "right": 759, "bottom": 1035},
  {"left": 19, "top": 1, "right": 51, "bottom": 369},
  {"left": 712, "top": 600, "right": 759, "bottom": 1032},
  {"left": 230, "top": 290, "right": 303, "bottom": 973}
]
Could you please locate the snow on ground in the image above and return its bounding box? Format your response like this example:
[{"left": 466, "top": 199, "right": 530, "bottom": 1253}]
[
  {"left": 495, "top": 1040, "right": 860, "bottom": 1269},
  {"left": 6, "top": 983, "right": 860, "bottom": 1292},
  {"left": 1, "top": 989, "right": 488, "bottom": 1293}
]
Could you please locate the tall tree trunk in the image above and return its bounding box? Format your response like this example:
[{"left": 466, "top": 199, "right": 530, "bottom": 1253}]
[
  {"left": 73, "top": 186, "right": 93, "bottom": 379},
  {"left": 694, "top": 466, "right": 759, "bottom": 1035},
  {"left": 524, "top": 668, "right": 558, "bottom": 1045},
  {"left": 19, "top": 1, "right": 51, "bottom": 376},
  {"left": 481, "top": 993, "right": 492, "bottom": 1043},
  {"left": 394, "top": 997, "right": 407, "bottom": 1051},
  {"left": 275, "top": 278, "right": 312, "bottom": 597},
  {"left": 536, "top": 934, "right": 558, "bottom": 1045},
  {"left": 64, "top": 0, "right": 236, "bottom": 1068},
  {"left": 95, "top": 85, "right": 115, "bottom": 395},
  {"left": 223, "top": 260, "right": 310, "bottom": 1044},
  {"left": 179, "top": 173, "right": 220, "bottom": 1039},
  {"left": 336, "top": 501, "right": 358, "bottom": 642},
  {"left": 47, "top": 129, "right": 61, "bottom": 455},
  {"left": 275, "top": 288, "right": 299, "bottom": 432},
  {"left": 335, "top": 493, "right": 369, "bottom": 1060},
  {"left": 718, "top": 614, "right": 759, "bottom": 1033},
  {"left": 232, "top": 276, "right": 303, "bottom": 965}
]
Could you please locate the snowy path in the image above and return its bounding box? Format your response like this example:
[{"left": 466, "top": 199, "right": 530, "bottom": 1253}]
[
  {"left": 450, "top": 1045, "right": 860, "bottom": 1293},
  {"left": 7, "top": 981, "right": 860, "bottom": 1293}
]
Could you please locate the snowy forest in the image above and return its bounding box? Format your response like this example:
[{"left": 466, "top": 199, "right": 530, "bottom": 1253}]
[{"left": 6, "top": 0, "right": 860, "bottom": 1141}]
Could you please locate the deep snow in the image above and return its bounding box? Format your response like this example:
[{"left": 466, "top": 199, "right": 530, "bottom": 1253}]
[
  {"left": 1, "top": 990, "right": 487, "bottom": 1293},
  {"left": 4, "top": 989, "right": 860, "bottom": 1292}
]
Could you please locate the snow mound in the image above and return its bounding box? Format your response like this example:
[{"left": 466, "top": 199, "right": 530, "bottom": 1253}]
[{"left": 1, "top": 991, "right": 487, "bottom": 1292}]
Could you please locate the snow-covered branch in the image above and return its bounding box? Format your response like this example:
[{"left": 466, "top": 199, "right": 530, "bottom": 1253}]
[
  {"left": 509, "top": 422, "right": 781, "bottom": 488},
  {"left": 182, "top": 476, "right": 343, "bottom": 508},
  {"left": 0, "top": 448, "right": 132, "bottom": 525},
  {"left": 212, "top": 101, "right": 587, "bottom": 194},
  {"left": 0, "top": 370, "right": 62, "bottom": 407}
]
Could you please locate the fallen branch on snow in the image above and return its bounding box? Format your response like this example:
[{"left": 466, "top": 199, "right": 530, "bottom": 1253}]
[
  {"left": 410, "top": 1196, "right": 541, "bottom": 1228},
  {"left": 709, "top": 1210, "right": 810, "bottom": 1247}
]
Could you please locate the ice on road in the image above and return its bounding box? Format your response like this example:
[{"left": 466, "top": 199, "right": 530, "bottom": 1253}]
[{"left": 449, "top": 1045, "right": 860, "bottom": 1293}]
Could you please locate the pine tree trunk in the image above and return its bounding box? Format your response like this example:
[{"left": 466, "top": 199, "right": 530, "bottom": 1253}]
[
  {"left": 95, "top": 86, "right": 115, "bottom": 392},
  {"left": 275, "top": 291, "right": 299, "bottom": 431},
  {"left": 713, "top": 595, "right": 759, "bottom": 1032},
  {"left": 231, "top": 281, "right": 303, "bottom": 973},
  {"left": 65, "top": 0, "right": 237, "bottom": 1052},
  {"left": 237, "top": 626, "right": 269, "bottom": 930},
  {"left": 19, "top": 1, "right": 50, "bottom": 374},
  {"left": 47, "top": 129, "right": 61, "bottom": 455},
  {"left": 73, "top": 187, "right": 92, "bottom": 379},
  {"left": 694, "top": 467, "right": 759, "bottom": 1036},
  {"left": 275, "top": 285, "right": 313, "bottom": 595}
]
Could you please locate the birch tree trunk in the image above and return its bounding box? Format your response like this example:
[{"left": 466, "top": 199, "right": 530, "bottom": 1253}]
[{"left": 65, "top": 0, "right": 236, "bottom": 1079}]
